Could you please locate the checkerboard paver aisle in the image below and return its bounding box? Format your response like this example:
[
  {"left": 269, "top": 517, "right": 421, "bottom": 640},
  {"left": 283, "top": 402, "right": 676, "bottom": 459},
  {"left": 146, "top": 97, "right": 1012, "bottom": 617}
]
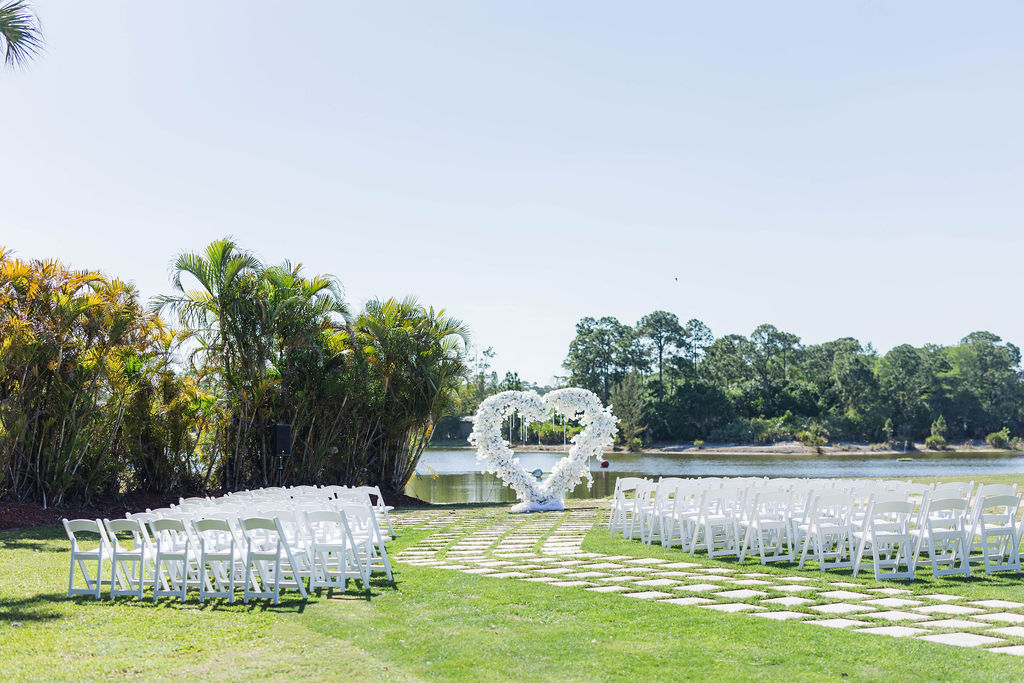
[{"left": 392, "top": 506, "right": 1024, "bottom": 656}]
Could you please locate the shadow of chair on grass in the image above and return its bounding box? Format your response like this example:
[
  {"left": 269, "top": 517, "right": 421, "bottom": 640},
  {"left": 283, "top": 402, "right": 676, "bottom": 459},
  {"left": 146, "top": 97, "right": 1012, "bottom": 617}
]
[{"left": 0, "top": 592, "right": 67, "bottom": 624}]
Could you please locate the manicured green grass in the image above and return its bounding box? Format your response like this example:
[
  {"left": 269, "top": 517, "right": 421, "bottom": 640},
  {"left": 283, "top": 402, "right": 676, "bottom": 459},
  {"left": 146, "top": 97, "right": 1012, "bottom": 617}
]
[{"left": 4, "top": 492, "right": 1024, "bottom": 681}]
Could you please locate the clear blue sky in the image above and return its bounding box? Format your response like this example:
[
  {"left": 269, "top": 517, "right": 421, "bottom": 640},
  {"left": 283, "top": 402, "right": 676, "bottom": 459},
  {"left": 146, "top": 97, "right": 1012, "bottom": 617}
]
[{"left": 3, "top": 2, "right": 1023, "bottom": 383}]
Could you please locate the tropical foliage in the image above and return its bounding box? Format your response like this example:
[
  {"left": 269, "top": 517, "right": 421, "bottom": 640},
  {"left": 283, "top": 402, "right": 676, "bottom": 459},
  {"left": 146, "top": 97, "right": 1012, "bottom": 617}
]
[
  {"left": 0, "top": 240, "right": 468, "bottom": 504},
  {"left": 0, "top": 0, "right": 42, "bottom": 68}
]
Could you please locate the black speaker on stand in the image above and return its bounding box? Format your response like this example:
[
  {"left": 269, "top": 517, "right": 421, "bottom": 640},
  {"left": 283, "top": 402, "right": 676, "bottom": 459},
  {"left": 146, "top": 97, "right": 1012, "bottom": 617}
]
[{"left": 272, "top": 424, "right": 291, "bottom": 488}]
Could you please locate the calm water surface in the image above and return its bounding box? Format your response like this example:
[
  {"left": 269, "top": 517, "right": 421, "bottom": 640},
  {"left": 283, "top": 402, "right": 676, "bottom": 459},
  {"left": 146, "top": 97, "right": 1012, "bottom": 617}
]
[{"left": 405, "top": 448, "right": 1024, "bottom": 504}]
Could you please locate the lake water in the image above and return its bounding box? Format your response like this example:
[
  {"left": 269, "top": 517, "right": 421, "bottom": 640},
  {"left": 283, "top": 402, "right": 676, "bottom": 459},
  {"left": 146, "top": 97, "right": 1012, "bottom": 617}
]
[{"left": 404, "top": 448, "right": 1024, "bottom": 504}]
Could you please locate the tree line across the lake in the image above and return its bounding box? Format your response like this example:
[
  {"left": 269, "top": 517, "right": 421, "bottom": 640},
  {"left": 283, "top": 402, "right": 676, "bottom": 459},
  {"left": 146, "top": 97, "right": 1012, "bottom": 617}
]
[
  {"left": 441, "top": 312, "right": 1024, "bottom": 453},
  {"left": 558, "top": 312, "right": 1024, "bottom": 450},
  {"left": 0, "top": 240, "right": 468, "bottom": 505}
]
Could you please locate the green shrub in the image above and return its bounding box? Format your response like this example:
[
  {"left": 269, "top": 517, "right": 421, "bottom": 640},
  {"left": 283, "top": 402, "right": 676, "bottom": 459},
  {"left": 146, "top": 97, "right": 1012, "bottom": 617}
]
[
  {"left": 797, "top": 423, "right": 829, "bottom": 454},
  {"left": 693, "top": 439, "right": 704, "bottom": 449},
  {"left": 987, "top": 427, "right": 1012, "bottom": 449},
  {"left": 924, "top": 435, "right": 946, "bottom": 450},
  {"left": 627, "top": 437, "right": 643, "bottom": 452}
]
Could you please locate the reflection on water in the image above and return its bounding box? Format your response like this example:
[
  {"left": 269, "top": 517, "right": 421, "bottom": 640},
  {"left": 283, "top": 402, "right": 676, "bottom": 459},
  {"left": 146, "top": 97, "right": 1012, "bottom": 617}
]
[{"left": 405, "top": 448, "right": 1024, "bottom": 504}]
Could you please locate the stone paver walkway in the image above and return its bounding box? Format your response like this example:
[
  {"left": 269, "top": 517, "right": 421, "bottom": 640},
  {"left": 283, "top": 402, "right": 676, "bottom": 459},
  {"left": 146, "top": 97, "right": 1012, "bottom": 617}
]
[{"left": 391, "top": 506, "right": 1024, "bottom": 656}]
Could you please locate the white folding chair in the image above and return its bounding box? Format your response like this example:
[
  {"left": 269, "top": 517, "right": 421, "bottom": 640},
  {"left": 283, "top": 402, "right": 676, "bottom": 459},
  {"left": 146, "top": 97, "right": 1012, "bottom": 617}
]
[
  {"left": 911, "top": 497, "right": 971, "bottom": 579},
  {"left": 356, "top": 485, "right": 395, "bottom": 538},
  {"left": 739, "top": 489, "right": 794, "bottom": 564},
  {"left": 104, "top": 518, "right": 151, "bottom": 600},
  {"left": 977, "top": 493, "right": 1022, "bottom": 575},
  {"left": 852, "top": 499, "right": 917, "bottom": 580},
  {"left": 63, "top": 519, "right": 112, "bottom": 600},
  {"left": 194, "top": 518, "right": 238, "bottom": 603},
  {"left": 338, "top": 502, "right": 392, "bottom": 581},
  {"left": 305, "top": 510, "right": 369, "bottom": 590},
  {"left": 151, "top": 518, "right": 195, "bottom": 602},
  {"left": 689, "top": 489, "right": 741, "bottom": 559},
  {"left": 798, "top": 492, "right": 855, "bottom": 571},
  {"left": 608, "top": 477, "right": 645, "bottom": 538}
]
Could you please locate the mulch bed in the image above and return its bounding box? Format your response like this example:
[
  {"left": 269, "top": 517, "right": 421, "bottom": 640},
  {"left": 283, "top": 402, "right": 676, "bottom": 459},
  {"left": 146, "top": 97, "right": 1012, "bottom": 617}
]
[{"left": 0, "top": 492, "right": 182, "bottom": 531}]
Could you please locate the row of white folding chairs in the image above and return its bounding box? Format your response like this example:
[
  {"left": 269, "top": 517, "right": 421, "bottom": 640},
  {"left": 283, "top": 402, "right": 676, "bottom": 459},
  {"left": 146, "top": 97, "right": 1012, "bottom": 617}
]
[
  {"left": 611, "top": 476, "right": 1005, "bottom": 547},
  {"left": 64, "top": 502, "right": 389, "bottom": 604},
  {"left": 608, "top": 476, "right": 1022, "bottom": 579},
  {"left": 171, "top": 484, "right": 394, "bottom": 537}
]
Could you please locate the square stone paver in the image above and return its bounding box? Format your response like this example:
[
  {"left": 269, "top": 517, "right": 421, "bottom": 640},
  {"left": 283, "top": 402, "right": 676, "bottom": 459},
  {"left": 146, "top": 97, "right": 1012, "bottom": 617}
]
[
  {"left": 715, "top": 589, "right": 768, "bottom": 599},
  {"left": 919, "top": 633, "right": 1004, "bottom": 648},
  {"left": 762, "top": 596, "right": 813, "bottom": 607},
  {"left": 634, "top": 578, "right": 681, "bottom": 587},
  {"left": 693, "top": 567, "right": 737, "bottom": 574},
  {"left": 582, "top": 563, "right": 625, "bottom": 570},
  {"left": 915, "top": 605, "right": 983, "bottom": 616},
  {"left": 460, "top": 568, "right": 497, "bottom": 574},
  {"left": 989, "top": 626, "right": 1024, "bottom": 638},
  {"left": 660, "top": 597, "right": 714, "bottom": 606},
  {"left": 917, "top": 619, "right": 990, "bottom": 630},
  {"left": 971, "top": 600, "right": 1024, "bottom": 609},
  {"left": 728, "top": 579, "right": 772, "bottom": 586},
  {"left": 674, "top": 583, "right": 726, "bottom": 593},
  {"left": 521, "top": 577, "right": 558, "bottom": 583},
  {"left": 597, "top": 575, "right": 644, "bottom": 582},
  {"left": 868, "top": 588, "right": 913, "bottom": 596},
  {"left": 694, "top": 575, "right": 734, "bottom": 582},
  {"left": 975, "top": 612, "right": 1024, "bottom": 624},
  {"left": 754, "top": 611, "right": 807, "bottom": 621},
  {"left": 812, "top": 618, "right": 870, "bottom": 628},
  {"left": 624, "top": 591, "right": 673, "bottom": 599},
  {"left": 586, "top": 585, "right": 631, "bottom": 593},
  {"left": 869, "top": 610, "right": 930, "bottom": 622},
  {"left": 624, "top": 558, "right": 668, "bottom": 564},
  {"left": 547, "top": 580, "right": 594, "bottom": 587},
  {"left": 536, "top": 568, "right": 574, "bottom": 575},
  {"left": 829, "top": 582, "right": 861, "bottom": 588},
  {"left": 919, "top": 594, "right": 963, "bottom": 602},
  {"left": 741, "top": 572, "right": 771, "bottom": 577},
  {"left": 856, "top": 626, "right": 928, "bottom": 638},
  {"left": 660, "top": 561, "right": 701, "bottom": 569},
  {"left": 811, "top": 603, "right": 875, "bottom": 615},
  {"left": 565, "top": 572, "right": 610, "bottom": 579},
  {"left": 488, "top": 571, "right": 529, "bottom": 578},
  {"left": 863, "top": 598, "right": 923, "bottom": 609},
  {"left": 989, "top": 645, "right": 1024, "bottom": 656},
  {"left": 701, "top": 603, "right": 766, "bottom": 613},
  {"left": 820, "top": 590, "right": 871, "bottom": 600},
  {"left": 656, "top": 571, "right": 697, "bottom": 578},
  {"left": 772, "top": 584, "right": 818, "bottom": 593}
]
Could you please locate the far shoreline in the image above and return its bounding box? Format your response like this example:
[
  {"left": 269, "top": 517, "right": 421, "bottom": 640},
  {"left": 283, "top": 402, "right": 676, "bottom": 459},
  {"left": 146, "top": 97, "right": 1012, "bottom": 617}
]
[{"left": 427, "top": 440, "right": 1022, "bottom": 458}]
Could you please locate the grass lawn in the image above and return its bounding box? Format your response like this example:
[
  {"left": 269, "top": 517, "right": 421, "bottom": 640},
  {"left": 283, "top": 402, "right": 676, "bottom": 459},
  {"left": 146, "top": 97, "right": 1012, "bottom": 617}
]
[{"left": 4, "top": 475, "right": 1024, "bottom": 681}]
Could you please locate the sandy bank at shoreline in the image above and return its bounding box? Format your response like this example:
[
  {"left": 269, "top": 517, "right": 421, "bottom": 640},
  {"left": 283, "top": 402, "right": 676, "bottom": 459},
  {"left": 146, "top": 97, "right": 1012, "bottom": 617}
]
[{"left": 429, "top": 440, "right": 1019, "bottom": 457}]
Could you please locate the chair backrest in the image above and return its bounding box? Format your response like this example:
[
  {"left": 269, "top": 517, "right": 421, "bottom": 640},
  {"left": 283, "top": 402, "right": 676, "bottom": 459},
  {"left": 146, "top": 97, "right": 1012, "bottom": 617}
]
[
  {"left": 924, "top": 497, "right": 970, "bottom": 533},
  {"left": 63, "top": 518, "right": 111, "bottom": 552},
  {"left": 980, "top": 494, "right": 1022, "bottom": 527},
  {"left": 809, "top": 492, "right": 853, "bottom": 527},
  {"left": 305, "top": 509, "right": 344, "bottom": 544},
  {"left": 866, "top": 500, "right": 915, "bottom": 533},
  {"left": 104, "top": 518, "right": 145, "bottom": 552}
]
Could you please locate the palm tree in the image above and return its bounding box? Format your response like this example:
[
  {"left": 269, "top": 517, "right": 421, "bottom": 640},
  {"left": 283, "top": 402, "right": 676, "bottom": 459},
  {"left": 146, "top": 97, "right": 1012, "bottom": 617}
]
[{"left": 0, "top": 1, "right": 42, "bottom": 68}]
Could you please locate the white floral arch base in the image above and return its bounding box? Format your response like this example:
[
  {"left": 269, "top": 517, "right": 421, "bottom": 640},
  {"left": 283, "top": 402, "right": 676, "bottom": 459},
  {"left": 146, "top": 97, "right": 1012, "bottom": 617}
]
[{"left": 469, "top": 388, "right": 618, "bottom": 513}]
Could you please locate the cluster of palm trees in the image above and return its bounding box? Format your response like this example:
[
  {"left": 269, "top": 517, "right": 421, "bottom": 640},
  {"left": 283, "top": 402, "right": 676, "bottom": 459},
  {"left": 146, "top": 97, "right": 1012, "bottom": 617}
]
[{"left": 0, "top": 239, "right": 469, "bottom": 504}]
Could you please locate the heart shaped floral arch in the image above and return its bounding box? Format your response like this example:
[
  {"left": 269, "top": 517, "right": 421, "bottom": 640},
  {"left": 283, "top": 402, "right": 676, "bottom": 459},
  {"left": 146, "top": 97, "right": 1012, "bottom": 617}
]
[{"left": 469, "top": 388, "right": 618, "bottom": 512}]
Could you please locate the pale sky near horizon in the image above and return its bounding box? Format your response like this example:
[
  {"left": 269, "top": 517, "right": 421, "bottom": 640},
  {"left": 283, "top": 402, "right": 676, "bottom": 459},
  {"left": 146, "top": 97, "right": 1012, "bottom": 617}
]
[{"left": 3, "top": 2, "right": 1023, "bottom": 384}]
